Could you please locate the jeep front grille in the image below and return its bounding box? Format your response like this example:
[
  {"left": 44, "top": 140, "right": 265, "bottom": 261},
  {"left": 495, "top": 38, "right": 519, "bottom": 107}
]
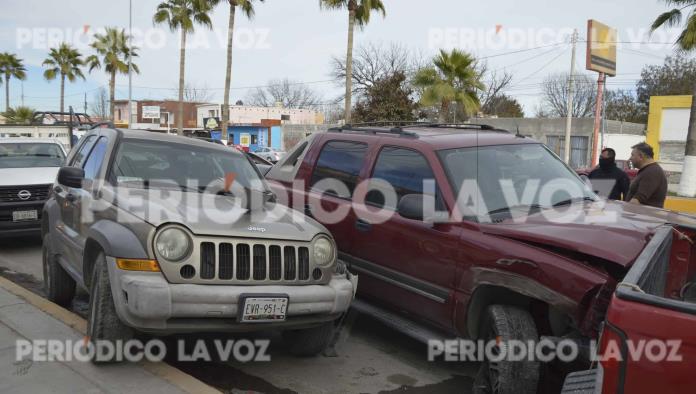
[{"left": 179, "top": 240, "right": 314, "bottom": 284}]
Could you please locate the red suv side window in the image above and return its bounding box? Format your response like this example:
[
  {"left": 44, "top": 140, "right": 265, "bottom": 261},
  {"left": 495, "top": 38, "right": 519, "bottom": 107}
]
[{"left": 310, "top": 140, "right": 368, "bottom": 199}]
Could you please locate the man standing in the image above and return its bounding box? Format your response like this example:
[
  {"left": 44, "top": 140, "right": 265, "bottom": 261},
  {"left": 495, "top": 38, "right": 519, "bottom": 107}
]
[
  {"left": 589, "top": 148, "right": 630, "bottom": 200},
  {"left": 625, "top": 142, "right": 668, "bottom": 208}
]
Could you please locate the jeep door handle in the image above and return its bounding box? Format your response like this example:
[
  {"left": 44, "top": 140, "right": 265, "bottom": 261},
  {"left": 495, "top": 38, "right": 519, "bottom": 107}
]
[{"left": 355, "top": 218, "right": 372, "bottom": 232}]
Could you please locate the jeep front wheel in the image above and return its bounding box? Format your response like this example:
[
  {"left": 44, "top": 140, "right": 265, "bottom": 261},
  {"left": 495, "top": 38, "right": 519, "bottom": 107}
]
[
  {"left": 473, "top": 305, "right": 540, "bottom": 394},
  {"left": 283, "top": 321, "right": 336, "bottom": 357},
  {"left": 86, "top": 252, "right": 133, "bottom": 362},
  {"left": 42, "top": 236, "right": 76, "bottom": 307}
]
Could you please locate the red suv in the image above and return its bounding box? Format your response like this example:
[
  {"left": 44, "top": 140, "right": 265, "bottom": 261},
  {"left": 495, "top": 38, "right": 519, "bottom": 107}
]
[{"left": 265, "top": 123, "right": 696, "bottom": 393}]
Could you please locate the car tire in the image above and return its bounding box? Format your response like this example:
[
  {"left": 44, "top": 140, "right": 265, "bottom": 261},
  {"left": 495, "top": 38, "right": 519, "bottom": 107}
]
[
  {"left": 472, "top": 305, "right": 540, "bottom": 394},
  {"left": 283, "top": 320, "right": 336, "bottom": 357},
  {"left": 42, "top": 236, "right": 76, "bottom": 307},
  {"left": 86, "top": 252, "right": 134, "bottom": 363}
]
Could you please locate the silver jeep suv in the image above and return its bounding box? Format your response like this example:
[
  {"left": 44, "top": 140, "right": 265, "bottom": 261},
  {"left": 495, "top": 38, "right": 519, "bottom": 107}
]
[{"left": 42, "top": 128, "right": 356, "bottom": 357}]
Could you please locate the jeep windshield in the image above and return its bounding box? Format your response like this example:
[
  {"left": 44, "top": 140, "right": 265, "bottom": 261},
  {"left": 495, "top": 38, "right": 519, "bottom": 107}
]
[
  {"left": 437, "top": 143, "right": 597, "bottom": 222},
  {"left": 110, "top": 139, "right": 266, "bottom": 193},
  {"left": 0, "top": 143, "right": 65, "bottom": 168}
]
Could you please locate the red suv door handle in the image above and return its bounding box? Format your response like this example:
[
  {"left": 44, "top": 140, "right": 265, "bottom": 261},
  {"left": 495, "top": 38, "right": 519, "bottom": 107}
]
[{"left": 355, "top": 218, "right": 372, "bottom": 232}]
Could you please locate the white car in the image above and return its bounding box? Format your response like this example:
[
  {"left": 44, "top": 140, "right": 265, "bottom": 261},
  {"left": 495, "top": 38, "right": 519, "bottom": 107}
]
[
  {"left": 253, "top": 147, "right": 285, "bottom": 163},
  {"left": 0, "top": 138, "right": 66, "bottom": 237}
]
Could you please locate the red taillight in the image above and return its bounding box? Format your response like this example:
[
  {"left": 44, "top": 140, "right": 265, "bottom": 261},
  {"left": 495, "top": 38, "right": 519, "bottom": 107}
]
[{"left": 598, "top": 323, "right": 626, "bottom": 393}]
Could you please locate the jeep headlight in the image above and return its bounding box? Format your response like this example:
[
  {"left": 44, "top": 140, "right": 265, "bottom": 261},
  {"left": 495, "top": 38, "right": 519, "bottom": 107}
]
[
  {"left": 312, "top": 236, "right": 335, "bottom": 267},
  {"left": 155, "top": 227, "right": 192, "bottom": 262}
]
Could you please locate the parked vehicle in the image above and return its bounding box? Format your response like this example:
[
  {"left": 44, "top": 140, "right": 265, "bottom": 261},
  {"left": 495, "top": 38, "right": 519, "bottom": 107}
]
[
  {"left": 562, "top": 223, "right": 696, "bottom": 394},
  {"left": 0, "top": 138, "right": 66, "bottom": 237},
  {"left": 42, "top": 128, "right": 357, "bottom": 360},
  {"left": 265, "top": 122, "right": 696, "bottom": 392},
  {"left": 254, "top": 147, "right": 285, "bottom": 163}
]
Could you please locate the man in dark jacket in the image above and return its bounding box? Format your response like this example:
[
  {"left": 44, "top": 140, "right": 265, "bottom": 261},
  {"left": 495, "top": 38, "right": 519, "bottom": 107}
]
[{"left": 588, "top": 148, "right": 630, "bottom": 200}]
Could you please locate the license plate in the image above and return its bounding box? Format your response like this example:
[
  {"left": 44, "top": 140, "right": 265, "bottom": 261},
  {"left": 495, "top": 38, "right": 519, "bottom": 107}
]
[
  {"left": 12, "top": 210, "right": 38, "bottom": 222},
  {"left": 239, "top": 296, "right": 288, "bottom": 323}
]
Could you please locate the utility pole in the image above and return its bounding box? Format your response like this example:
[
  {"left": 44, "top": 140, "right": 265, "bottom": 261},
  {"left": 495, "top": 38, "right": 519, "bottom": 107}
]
[
  {"left": 563, "top": 29, "right": 578, "bottom": 165},
  {"left": 84, "top": 92, "right": 88, "bottom": 114},
  {"left": 21, "top": 81, "right": 24, "bottom": 107},
  {"left": 128, "top": 0, "right": 133, "bottom": 128}
]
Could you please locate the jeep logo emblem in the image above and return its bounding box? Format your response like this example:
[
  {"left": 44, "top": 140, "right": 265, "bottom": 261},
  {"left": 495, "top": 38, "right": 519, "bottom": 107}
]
[
  {"left": 17, "top": 190, "right": 31, "bottom": 200},
  {"left": 247, "top": 226, "right": 267, "bottom": 233}
]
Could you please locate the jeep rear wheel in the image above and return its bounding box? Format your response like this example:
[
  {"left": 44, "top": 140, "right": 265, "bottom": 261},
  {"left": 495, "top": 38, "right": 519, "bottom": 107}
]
[
  {"left": 87, "top": 252, "right": 133, "bottom": 363},
  {"left": 42, "top": 236, "right": 76, "bottom": 307},
  {"left": 473, "top": 305, "right": 540, "bottom": 394},
  {"left": 283, "top": 321, "right": 336, "bottom": 357}
]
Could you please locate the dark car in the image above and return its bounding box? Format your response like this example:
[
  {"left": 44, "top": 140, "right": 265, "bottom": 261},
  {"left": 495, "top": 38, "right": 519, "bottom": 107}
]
[{"left": 265, "top": 123, "right": 696, "bottom": 393}]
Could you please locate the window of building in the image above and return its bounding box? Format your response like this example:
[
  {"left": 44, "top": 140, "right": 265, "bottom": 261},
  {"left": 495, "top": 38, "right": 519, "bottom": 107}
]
[
  {"left": 546, "top": 135, "right": 589, "bottom": 169},
  {"left": 310, "top": 140, "right": 368, "bottom": 199}
]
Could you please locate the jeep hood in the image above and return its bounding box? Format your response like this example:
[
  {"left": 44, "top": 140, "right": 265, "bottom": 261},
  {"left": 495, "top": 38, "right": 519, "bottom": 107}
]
[
  {"left": 108, "top": 188, "right": 324, "bottom": 242},
  {"left": 0, "top": 167, "right": 58, "bottom": 186},
  {"left": 479, "top": 200, "right": 696, "bottom": 267}
]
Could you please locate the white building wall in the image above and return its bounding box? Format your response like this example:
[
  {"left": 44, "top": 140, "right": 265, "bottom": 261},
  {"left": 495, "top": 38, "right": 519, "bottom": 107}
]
[
  {"left": 596, "top": 134, "right": 645, "bottom": 161},
  {"left": 196, "top": 104, "right": 320, "bottom": 127},
  {"left": 660, "top": 108, "right": 690, "bottom": 142}
]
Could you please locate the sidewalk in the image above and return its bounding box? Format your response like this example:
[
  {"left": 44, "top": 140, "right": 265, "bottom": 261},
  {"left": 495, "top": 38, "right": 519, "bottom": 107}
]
[{"left": 0, "top": 277, "right": 220, "bottom": 394}]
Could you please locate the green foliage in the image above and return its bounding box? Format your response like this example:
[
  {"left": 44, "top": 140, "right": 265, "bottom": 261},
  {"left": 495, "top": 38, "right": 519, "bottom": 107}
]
[
  {"left": 636, "top": 54, "right": 696, "bottom": 106},
  {"left": 2, "top": 106, "right": 36, "bottom": 125},
  {"left": 43, "top": 43, "right": 85, "bottom": 82},
  {"left": 154, "top": 0, "right": 214, "bottom": 33},
  {"left": 320, "top": 0, "right": 386, "bottom": 28},
  {"left": 353, "top": 71, "right": 418, "bottom": 122},
  {"left": 605, "top": 89, "right": 647, "bottom": 123},
  {"left": 652, "top": 0, "right": 696, "bottom": 51},
  {"left": 481, "top": 94, "right": 524, "bottom": 118},
  {"left": 85, "top": 27, "right": 139, "bottom": 76},
  {"left": 413, "top": 49, "right": 484, "bottom": 121},
  {"left": 0, "top": 53, "right": 27, "bottom": 82}
]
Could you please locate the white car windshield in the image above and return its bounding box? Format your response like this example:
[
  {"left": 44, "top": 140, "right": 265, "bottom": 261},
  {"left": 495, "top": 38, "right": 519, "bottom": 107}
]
[{"left": 0, "top": 143, "right": 65, "bottom": 168}]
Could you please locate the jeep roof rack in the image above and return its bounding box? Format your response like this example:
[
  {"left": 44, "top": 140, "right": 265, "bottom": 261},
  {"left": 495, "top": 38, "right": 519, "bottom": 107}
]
[{"left": 328, "top": 122, "right": 508, "bottom": 138}]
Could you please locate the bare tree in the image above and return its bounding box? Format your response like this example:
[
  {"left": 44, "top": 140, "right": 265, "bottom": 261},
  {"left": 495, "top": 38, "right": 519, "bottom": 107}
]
[
  {"left": 540, "top": 73, "right": 596, "bottom": 118},
  {"left": 171, "top": 82, "right": 214, "bottom": 103},
  {"left": 331, "top": 42, "right": 426, "bottom": 97},
  {"left": 246, "top": 78, "right": 322, "bottom": 108},
  {"left": 90, "top": 87, "right": 109, "bottom": 120},
  {"left": 477, "top": 62, "right": 513, "bottom": 110}
]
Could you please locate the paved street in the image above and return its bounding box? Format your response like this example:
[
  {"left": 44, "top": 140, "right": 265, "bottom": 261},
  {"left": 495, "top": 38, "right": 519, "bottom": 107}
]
[{"left": 0, "top": 239, "right": 476, "bottom": 394}]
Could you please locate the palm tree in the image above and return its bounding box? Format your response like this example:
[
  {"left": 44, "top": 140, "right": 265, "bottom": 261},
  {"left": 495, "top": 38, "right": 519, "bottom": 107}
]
[
  {"left": 0, "top": 53, "right": 27, "bottom": 112},
  {"left": 652, "top": 0, "right": 696, "bottom": 196},
  {"left": 219, "top": 0, "right": 264, "bottom": 140},
  {"left": 320, "top": 0, "right": 386, "bottom": 124},
  {"left": 2, "top": 106, "right": 36, "bottom": 125},
  {"left": 154, "top": 0, "right": 215, "bottom": 135},
  {"left": 42, "top": 43, "right": 85, "bottom": 113},
  {"left": 413, "top": 49, "right": 484, "bottom": 123},
  {"left": 85, "top": 28, "right": 139, "bottom": 122}
]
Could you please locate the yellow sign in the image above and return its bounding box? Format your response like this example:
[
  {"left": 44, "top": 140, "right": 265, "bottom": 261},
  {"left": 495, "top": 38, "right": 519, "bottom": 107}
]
[
  {"left": 586, "top": 20, "right": 617, "bottom": 76},
  {"left": 240, "top": 134, "right": 251, "bottom": 147}
]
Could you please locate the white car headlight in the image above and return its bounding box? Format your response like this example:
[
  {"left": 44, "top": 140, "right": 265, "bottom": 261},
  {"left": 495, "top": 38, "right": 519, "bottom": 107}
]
[
  {"left": 155, "top": 227, "right": 192, "bottom": 262},
  {"left": 312, "top": 236, "right": 335, "bottom": 267}
]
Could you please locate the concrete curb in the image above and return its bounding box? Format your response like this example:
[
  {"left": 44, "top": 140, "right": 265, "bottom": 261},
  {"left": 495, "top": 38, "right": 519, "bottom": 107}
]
[{"left": 0, "top": 276, "right": 221, "bottom": 394}]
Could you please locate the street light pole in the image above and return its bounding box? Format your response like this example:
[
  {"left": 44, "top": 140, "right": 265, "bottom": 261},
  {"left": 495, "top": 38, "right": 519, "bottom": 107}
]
[{"left": 563, "top": 29, "right": 578, "bottom": 164}]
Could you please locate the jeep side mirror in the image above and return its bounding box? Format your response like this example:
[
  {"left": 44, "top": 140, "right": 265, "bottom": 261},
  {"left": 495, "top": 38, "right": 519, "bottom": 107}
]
[
  {"left": 57, "top": 166, "right": 85, "bottom": 189},
  {"left": 397, "top": 194, "right": 434, "bottom": 221}
]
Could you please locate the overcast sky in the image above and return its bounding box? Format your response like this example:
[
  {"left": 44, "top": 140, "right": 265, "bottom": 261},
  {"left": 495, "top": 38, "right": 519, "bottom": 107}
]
[{"left": 0, "top": 0, "right": 688, "bottom": 117}]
